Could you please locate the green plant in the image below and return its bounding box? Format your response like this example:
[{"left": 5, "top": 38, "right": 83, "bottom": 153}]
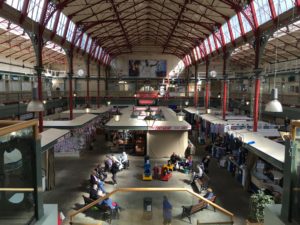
[{"left": 249, "top": 190, "right": 274, "bottom": 222}]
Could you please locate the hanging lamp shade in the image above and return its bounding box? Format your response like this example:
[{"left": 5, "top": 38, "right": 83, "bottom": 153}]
[
  {"left": 27, "top": 87, "right": 44, "bottom": 112},
  {"left": 265, "top": 88, "right": 283, "bottom": 112}
]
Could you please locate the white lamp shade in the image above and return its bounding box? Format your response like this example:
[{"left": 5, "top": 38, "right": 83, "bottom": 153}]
[
  {"left": 26, "top": 100, "right": 44, "bottom": 112},
  {"left": 85, "top": 107, "right": 91, "bottom": 113},
  {"left": 265, "top": 88, "right": 283, "bottom": 112},
  {"left": 107, "top": 101, "right": 111, "bottom": 106},
  {"left": 114, "top": 114, "right": 120, "bottom": 121},
  {"left": 185, "top": 100, "right": 189, "bottom": 106},
  {"left": 265, "top": 100, "right": 283, "bottom": 112},
  {"left": 26, "top": 87, "right": 44, "bottom": 112},
  {"left": 207, "top": 108, "right": 211, "bottom": 114}
]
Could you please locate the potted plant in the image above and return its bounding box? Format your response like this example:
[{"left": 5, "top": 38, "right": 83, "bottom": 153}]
[{"left": 247, "top": 190, "right": 274, "bottom": 225}]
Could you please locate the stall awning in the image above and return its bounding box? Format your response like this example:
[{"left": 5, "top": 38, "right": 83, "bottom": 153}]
[
  {"left": 41, "top": 128, "right": 70, "bottom": 152},
  {"left": 228, "top": 130, "right": 285, "bottom": 170},
  {"left": 43, "top": 114, "right": 98, "bottom": 129}
]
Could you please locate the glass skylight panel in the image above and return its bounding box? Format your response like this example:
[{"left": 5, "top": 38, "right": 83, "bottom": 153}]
[
  {"left": 222, "top": 23, "right": 231, "bottom": 44},
  {"left": 273, "top": 0, "right": 294, "bottom": 15},
  {"left": 66, "top": 21, "right": 75, "bottom": 42},
  {"left": 240, "top": 9, "right": 252, "bottom": 33},
  {"left": 193, "top": 49, "right": 198, "bottom": 61},
  {"left": 230, "top": 15, "right": 241, "bottom": 39},
  {"left": 196, "top": 46, "right": 201, "bottom": 59},
  {"left": 80, "top": 33, "right": 87, "bottom": 50},
  {"left": 208, "top": 35, "right": 216, "bottom": 51},
  {"left": 6, "top": 0, "right": 24, "bottom": 11},
  {"left": 57, "top": 13, "right": 67, "bottom": 37},
  {"left": 204, "top": 39, "right": 210, "bottom": 55},
  {"left": 46, "top": 10, "right": 57, "bottom": 31},
  {"left": 253, "top": 0, "right": 272, "bottom": 25},
  {"left": 86, "top": 38, "right": 92, "bottom": 52},
  {"left": 27, "top": 0, "right": 45, "bottom": 22}
]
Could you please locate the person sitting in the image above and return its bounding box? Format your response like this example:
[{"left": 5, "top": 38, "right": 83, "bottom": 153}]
[
  {"left": 190, "top": 163, "right": 204, "bottom": 184},
  {"left": 203, "top": 188, "right": 214, "bottom": 201},
  {"left": 169, "top": 152, "right": 180, "bottom": 164},
  {"left": 184, "top": 144, "right": 192, "bottom": 158},
  {"left": 111, "top": 154, "right": 123, "bottom": 170},
  {"left": 178, "top": 156, "right": 193, "bottom": 171},
  {"left": 90, "top": 170, "right": 106, "bottom": 194},
  {"left": 89, "top": 184, "right": 122, "bottom": 211}
]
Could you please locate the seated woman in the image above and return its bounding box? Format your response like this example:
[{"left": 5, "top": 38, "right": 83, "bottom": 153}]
[
  {"left": 90, "top": 184, "right": 122, "bottom": 211},
  {"left": 169, "top": 152, "right": 180, "bottom": 164}
]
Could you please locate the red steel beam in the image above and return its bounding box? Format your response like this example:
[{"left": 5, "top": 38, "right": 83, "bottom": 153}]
[
  {"left": 19, "top": 0, "right": 30, "bottom": 24},
  {"left": 268, "top": 0, "right": 277, "bottom": 20},
  {"left": 50, "top": 9, "right": 61, "bottom": 40}
]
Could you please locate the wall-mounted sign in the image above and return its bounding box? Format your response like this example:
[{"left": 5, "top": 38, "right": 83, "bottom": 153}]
[{"left": 129, "top": 60, "right": 167, "bottom": 77}]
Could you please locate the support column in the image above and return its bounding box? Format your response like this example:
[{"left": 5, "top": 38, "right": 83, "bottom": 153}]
[
  {"left": 66, "top": 49, "right": 74, "bottom": 120},
  {"left": 105, "top": 66, "right": 108, "bottom": 95},
  {"left": 194, "top": 63, "right": 198, "bottom": 107},
  {"left": 205, "top": 60, "right": 210, "bottom": 110},
  {"left": 97, "top": 64, "right": 101, "bottom": 108},
  {"left": 31, "top": 33, "right": 44, "bottom": 133},
  {"left": 186, "top": 66, "right": 190, "bottom": 98},
  {"left": 253, "top": 33, "right": 268, "bottom": 132},
  {"left": 85, "top": 58, "right": 90, "bottom": 107},
  {"left": 222, "top": 52, "right": 230, "bottom": 120}
]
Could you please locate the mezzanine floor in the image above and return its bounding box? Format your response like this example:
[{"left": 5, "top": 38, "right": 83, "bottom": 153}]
[{"left": 43, "top": 134, "right": 250, "bottom": 225}]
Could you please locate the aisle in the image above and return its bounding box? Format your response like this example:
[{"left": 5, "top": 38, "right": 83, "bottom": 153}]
[{"left": 191, "top": 137, "right": 250, "bottom": 225}]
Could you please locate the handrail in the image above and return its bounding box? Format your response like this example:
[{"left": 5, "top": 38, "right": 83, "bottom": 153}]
[
  {"left": 69, "top": 187, "right": 234, "bottom": 222},
  {"left": 0, "top": 188, "right": 34, "bottom": 192}
]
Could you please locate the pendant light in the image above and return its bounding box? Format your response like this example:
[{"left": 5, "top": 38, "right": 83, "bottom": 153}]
[
  {"left": 265, "top": 3, "right": 283, "bottom": 113},
  {"left": 27, "top": 86, "right": 44, "bottom": 112}
]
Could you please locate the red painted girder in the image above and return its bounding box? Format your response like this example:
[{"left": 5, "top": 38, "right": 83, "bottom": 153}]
[
  {"left": 219, "top": 26, "right": 227, "bottom": 52},
  {"left": 207, "top": 36, "right": 214, "bottom": 56},
  {"left": 237, "top": 11, "right": 246, "bottom": 39},
  {"left": 268, "top": 0, "right": 277, "bottom": 20},
  {"left": 19, "top": 0, "right": 30, "bottom": 24},
  {"left": 249, "top": 1, "right": 259, "bottom": 30},
  {"left": 213, "top": 33, "right": 220, "bottom": 54},
  {"left": 68, "top": 0, "right": 107, "bottom": 18}
]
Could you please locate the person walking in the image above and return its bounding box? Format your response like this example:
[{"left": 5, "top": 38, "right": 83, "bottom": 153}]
[
  {"left": 163, "top": 196, "right": 172, "bottom": 225},
  {"left": 111, "top": 160, "right": 119, "bottom": 185}
]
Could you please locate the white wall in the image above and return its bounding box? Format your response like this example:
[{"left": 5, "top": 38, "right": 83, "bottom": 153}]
[{"left": 147, "top": 131, "right": 188, "bottom": 158}]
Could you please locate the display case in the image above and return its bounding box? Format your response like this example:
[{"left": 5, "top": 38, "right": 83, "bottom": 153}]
[{"left": 0, "top": 120, "right": 43, "bottom": 225}]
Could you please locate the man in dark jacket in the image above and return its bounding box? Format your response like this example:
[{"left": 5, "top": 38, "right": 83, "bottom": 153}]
[{"left": 111, "top": 160, "right": 119, "bottom": 185}]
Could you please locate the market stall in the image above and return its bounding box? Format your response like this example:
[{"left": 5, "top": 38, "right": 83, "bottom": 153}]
[
  {"left": 43, "top": 114, "right": 99, "bottom": 157},
  {"left": 106, "top": 106, "right": 191, "bottom": 158}
]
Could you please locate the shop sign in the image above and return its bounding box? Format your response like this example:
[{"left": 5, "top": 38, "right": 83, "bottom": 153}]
[
  {"left": 20, "top": 113, "right": 34, "bottom": 120},
  {"left": 149, "top": 125, "right": 191, "bottom": 131}
]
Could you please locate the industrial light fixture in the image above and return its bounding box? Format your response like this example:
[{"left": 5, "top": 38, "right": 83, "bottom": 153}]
[
  {"left": 27, "top": 87, "right": 44, "bottom": 112},
  {"left": 265, "top": 88, "right": 283, "bottom": 112},
  {"left": 73, "top": 92, "right": 77, "bottom": 97},
  {"left": 265, "top": 9, "right": 283, "bottom": 113},
  {"left": 114, "top": 108, "right": 122, "bottom": 122},
  {"left": 107, "top": 100, "right": 111, "bottom": 106},
  {"left": 209, "top": 70, "right": 217, "bottom": 78},
  {"left": 177, "top": 111, "right": 185, "bottom": 122},
  {"left": 207, "top": 108, "right": 211, "bottom": 114},
  {"left": 85, "top": 106, "right": 91, "bottom": 113},
  {"left": 245, "top": 100, "right": 250, "bottom": 106},
  {"left": 185, "top": 100, "right": 189, "bottom": 106},
  {"left": 43, "top": 100, "right": 47, "bottom": 104},
  {"left": 217, "top": 93, "right": 221, "bottom": 98}
]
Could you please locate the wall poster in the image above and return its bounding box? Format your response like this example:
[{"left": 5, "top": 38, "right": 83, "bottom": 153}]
[{"left": 129, "top": 60, "right": 167, "bottom": 77}]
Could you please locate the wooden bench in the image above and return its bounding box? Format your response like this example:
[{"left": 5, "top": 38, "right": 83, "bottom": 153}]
[
  {"left": 82, "top": 195, "right": 118, "bottom": 224},
  {"left": 181, "top": 196, "right": 216, "bottom": 223}
]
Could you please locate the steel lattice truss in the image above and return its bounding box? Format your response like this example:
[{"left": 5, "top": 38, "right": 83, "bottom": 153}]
[
  {"left": 0, "top": 18, "right": 66, "bottom": 65},
  {"left": 56, "top": 0, "right": 237, "bottom": 58}
]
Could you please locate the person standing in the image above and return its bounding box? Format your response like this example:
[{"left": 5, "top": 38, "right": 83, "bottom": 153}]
[
  {"left": 163, "top": 196, "right": 172, "bottom": 225},
  {"left": 111, "top": 160, "right": 119, "bottom": 185}
]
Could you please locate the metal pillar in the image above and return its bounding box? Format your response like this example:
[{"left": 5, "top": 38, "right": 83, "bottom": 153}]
[
  {"left": 186, "top": 66, "right": 190, "bottom": 98},
  {"left": 222, "top": 52, "right": 230, "bottom": 120},
  {"left": 194, "top": 63, "right": 198, "bottom": 107},
  {"left": 85, "top": 57, "right": 90, "bottom": 107},
  {"left": 253, "top": 33, "right": 268, "bottom": 132},
  {"left": 31, "top": 33, "right": 44, "bottom": 133},
  {"left": 66, "top": 49, "right": 73, "bottom": 120},
  {"left": 97, "top": 64, "right": 101, "bottom": 108},
  {"left": 205, "top": 60, "right": 210, "bottom": 110},
  {"left": 105, "top": 66, "right": 109, "bottom": 95}
]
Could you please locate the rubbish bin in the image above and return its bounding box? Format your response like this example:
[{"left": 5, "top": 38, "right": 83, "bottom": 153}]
[{"left": 143, "top": 197, "right": 152, "bottom": 220}]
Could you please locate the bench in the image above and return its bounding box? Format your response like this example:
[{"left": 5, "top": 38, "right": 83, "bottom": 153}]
[
  {"left": 82, "top": 195, "right": 118, "bottom": 224},
  {"left": 194, "top": 174, "right": 210, "bottom": 193},
  {"left": 181, "top": 196, "right": 216, "bottom": 223}
]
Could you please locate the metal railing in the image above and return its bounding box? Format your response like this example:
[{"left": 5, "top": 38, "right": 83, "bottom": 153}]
[{"left": 69, "top": 187, "right": 234, "bottom": 224}]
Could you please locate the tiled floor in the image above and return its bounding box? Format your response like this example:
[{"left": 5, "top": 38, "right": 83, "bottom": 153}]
[{"left": 43, "top": 134, "right": 250, "bottom": 225}]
